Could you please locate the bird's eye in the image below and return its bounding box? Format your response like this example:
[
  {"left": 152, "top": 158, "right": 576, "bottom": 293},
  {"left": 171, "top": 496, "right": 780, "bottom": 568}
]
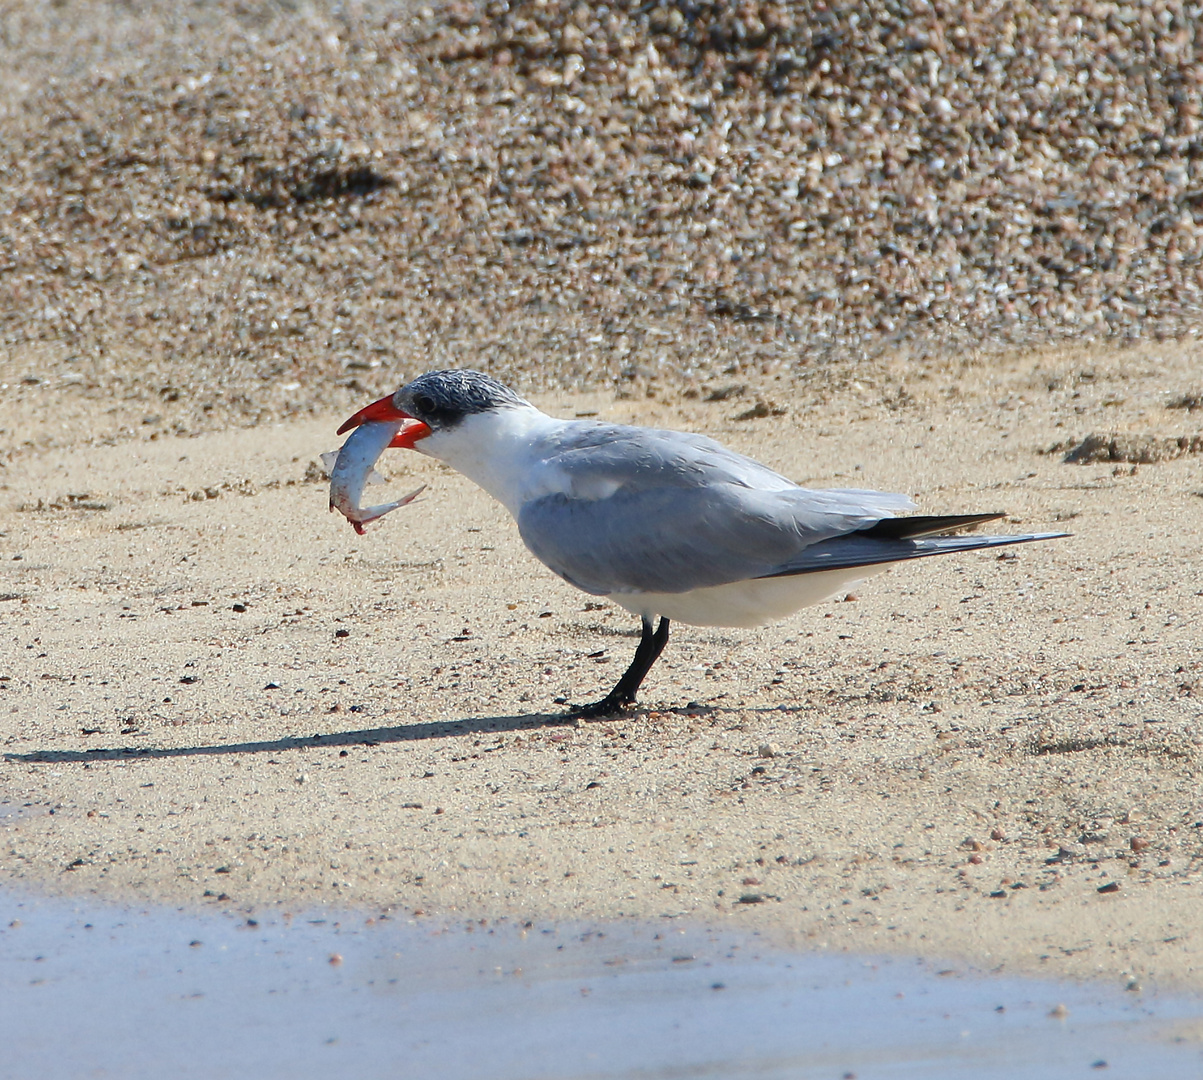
[{"left": 413, "top": 394, "right": 436, "bottom": 416}]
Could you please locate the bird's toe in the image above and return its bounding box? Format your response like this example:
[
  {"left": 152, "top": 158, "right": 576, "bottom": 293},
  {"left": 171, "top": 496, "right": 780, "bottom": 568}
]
[{"left": 570, "top": 694, "right": 635, "bottom": 719}]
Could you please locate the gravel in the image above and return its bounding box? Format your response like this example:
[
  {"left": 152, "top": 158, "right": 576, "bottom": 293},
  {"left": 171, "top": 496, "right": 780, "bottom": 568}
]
[{"left": 1, "top": 0, "right": 1201, "bottom": 433}]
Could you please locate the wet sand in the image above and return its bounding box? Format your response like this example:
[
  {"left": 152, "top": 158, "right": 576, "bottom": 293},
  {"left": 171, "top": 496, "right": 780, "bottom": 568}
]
[{"left": 5, "top": 891, "right": 1202, "bottom": 1079}]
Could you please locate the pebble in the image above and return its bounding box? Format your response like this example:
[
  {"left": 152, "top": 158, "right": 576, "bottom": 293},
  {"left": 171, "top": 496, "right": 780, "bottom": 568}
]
[{"left": 4, "top": 1, "right": 1201, "bottom": 427}]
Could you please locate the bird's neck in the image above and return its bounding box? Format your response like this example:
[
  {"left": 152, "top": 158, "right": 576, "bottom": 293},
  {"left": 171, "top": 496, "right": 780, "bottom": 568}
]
[{"left": 416, "top": 404, "right": 562, "bottom": 515}]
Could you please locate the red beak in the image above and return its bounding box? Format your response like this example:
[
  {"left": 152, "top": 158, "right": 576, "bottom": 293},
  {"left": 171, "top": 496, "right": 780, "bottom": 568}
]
[{"left": 337, "top": 393, "right": 432, "bottom": 448}]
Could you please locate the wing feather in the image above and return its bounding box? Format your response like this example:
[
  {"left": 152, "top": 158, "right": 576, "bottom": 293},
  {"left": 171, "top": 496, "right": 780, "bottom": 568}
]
[
  {"left": 516, "top": 423, "right": 914, "bottom": 594},
  {"left": 758, "top": 530, "right": 1068, "bottom": 577},
  {"left": 514, "top": 449, "right": 909, "bottom": 594}
]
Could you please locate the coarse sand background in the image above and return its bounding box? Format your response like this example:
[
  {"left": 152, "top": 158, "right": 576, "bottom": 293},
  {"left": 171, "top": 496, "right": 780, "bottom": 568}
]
[{"left": 0, "top": 0, "right": 1202, "bottom": 990}]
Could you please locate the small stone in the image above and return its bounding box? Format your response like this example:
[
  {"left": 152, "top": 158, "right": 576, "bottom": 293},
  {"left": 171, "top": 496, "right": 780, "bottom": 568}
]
[
  {"left": 758, "top": 742, "right": 779, "bottom": 758},
  {"left": 704, "top": 383, "right": 746, "bottom": 402},
  {"left": 733, "top": 399, "right": 785, "bottom": 421}
]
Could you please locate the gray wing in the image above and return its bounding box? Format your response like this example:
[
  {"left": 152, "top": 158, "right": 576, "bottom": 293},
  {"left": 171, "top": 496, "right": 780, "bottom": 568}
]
[
  {"left": 761, "top": 530, "right": 1068, "bottom": 577},
  {"left": 516, "top": 424, "right": 913, "bottom": 595}
]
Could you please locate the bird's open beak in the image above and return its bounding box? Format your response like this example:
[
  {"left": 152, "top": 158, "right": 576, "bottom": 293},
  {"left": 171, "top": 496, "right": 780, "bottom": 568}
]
[{"left": 337, "top": 394, "right": 432, "bottom": 449}]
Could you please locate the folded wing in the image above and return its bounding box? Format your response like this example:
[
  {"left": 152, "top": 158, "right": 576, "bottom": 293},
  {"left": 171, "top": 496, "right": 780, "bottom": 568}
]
[{"left": 517, "top": 423, "right": 916, "bottom": 595}]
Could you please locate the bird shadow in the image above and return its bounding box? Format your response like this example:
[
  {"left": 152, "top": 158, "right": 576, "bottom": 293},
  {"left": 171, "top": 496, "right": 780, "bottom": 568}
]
[{"left": 3, "top": 709, "right": 576, "bottom": 765}]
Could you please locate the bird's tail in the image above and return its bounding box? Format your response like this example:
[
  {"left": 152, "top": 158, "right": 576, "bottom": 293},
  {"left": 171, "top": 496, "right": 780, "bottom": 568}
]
[{"left": 761, "top": 515, "right": 1067, "bottom": 578}]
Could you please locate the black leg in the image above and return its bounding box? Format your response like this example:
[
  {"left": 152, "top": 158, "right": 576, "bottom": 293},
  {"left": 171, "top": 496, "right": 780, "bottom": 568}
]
[{"left": 574, "top": 617, "right": 671, "bottom": 718}]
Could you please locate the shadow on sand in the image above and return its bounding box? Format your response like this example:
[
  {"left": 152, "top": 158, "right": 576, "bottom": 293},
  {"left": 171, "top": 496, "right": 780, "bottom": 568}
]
[{"left": 4, "top": 710, "right": 579, "bottom": 765}]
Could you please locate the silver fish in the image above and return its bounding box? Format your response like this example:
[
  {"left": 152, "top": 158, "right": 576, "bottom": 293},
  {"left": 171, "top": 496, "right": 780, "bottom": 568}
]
[{"left": 326, "top": 420, "right": 425, "bottom": 535}]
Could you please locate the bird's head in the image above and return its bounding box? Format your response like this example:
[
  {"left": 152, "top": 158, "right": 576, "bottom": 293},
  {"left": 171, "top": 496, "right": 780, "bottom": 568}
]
[{"left": 337, "top": 369, "right": 529, "bottom": 447}]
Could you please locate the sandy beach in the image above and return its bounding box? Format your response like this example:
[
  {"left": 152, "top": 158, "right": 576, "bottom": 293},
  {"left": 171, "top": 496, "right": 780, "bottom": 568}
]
[
  {"left": 1, "top": 0, "right": 1202, "bottom": 993},
  {"left": 3, "top": 339, "right": 1202, "bottom": 990}
]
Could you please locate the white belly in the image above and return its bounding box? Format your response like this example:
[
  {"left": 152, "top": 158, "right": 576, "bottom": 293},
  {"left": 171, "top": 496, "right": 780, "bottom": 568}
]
[{"left": 607, "top": 564, "right": 897, "bottom": 627}]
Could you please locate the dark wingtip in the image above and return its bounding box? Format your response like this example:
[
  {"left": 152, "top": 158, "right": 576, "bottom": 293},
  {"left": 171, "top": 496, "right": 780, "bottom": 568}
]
[{"left": 858, "top": 513, "right": 1007, "bottom": 541}]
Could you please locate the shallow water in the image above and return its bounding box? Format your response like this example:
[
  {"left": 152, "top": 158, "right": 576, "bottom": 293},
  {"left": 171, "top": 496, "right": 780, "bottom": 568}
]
[{"left": 2, "top": 892, "right": 1200, "bottom": 1080}]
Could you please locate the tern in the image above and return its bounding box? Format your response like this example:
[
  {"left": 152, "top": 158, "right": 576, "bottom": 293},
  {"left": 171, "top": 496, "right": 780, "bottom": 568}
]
[{"left": 338, "top": 370, "right": 1065, "bottom": 716}]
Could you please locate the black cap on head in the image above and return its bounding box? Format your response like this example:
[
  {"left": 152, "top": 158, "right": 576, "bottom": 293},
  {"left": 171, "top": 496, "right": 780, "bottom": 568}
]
[{"left": 396, "top": 370, "right": 528, "bottom": 430}]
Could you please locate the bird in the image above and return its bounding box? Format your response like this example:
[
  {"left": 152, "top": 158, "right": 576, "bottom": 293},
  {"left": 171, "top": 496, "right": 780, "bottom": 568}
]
[{"left": 337, "top": 369, "right": 1065, "bottom": 717}]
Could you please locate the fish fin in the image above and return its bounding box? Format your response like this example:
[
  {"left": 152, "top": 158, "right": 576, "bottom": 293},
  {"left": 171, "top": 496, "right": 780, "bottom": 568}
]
[{"left": 355, "top": 486, "right": 427, "bottom": 529}]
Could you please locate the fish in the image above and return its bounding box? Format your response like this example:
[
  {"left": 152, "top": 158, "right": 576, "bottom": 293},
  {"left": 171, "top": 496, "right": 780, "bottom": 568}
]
[{"left": 325, "top": 419, "right": 425, "bottom": 535}]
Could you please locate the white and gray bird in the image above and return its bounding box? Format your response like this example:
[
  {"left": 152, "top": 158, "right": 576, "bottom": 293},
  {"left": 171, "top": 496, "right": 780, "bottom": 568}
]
[{"left": 336, "top": 370, "right": 1065, "bottom": 716}]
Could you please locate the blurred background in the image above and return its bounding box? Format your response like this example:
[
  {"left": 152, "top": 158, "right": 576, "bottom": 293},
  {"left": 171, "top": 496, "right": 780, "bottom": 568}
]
[{"left": 1, "top": 0, "right": 1200, "bottom": 437}]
